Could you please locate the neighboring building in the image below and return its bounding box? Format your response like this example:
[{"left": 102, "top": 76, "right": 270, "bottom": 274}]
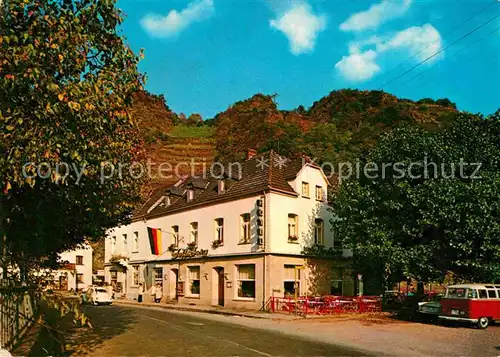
[
  {"left": 105, "top": 151, "right": 354, "bottom": 310},
  {"left": 50, "top": 244, "right": 93, "bottom": 292}
]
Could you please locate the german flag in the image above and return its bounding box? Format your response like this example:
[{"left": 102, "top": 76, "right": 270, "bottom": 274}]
[{"left": 147, "top": 227, "right": 162, "bottom": 255}]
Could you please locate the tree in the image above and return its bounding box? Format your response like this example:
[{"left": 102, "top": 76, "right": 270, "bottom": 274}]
[
  {"left": 214, "top": 94, "right": 283, "bottom": 162},
  {"left": 187, "top": 113, "right": 202, "bottom": 126},
  {"left": 0, "top": 0, "right": 146, "bottom": 277},
  {"left": 331, "top": 111, "right": 500, "bottom": 291}
]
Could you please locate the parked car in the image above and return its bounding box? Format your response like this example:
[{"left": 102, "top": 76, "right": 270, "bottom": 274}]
[
  {"left": 83, "top": 286, "right": 112, "bottom": 306},
  {"left": 418, "top": 294, "right": 443, "bottom": 316}
]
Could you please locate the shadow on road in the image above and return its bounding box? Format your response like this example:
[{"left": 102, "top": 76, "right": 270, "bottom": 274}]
[
  {"left": 62, "top": 305, "right": 136, "bottom": 355},
  {"left": 17, "top": 304, "right": 137, "bottom": 356}
]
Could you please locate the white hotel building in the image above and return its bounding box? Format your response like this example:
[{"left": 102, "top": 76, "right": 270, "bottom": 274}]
[{"left": 104, "top": 151, "right": 354, "bottom": 310}]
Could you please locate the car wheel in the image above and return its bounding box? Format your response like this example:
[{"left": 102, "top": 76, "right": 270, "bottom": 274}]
[{"left": 477, "top": 317, "right": 489, "bottom": 329}]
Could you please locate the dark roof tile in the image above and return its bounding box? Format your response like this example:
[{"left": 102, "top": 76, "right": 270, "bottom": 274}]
[{"left": 145, "top": 151, "right": 315, "bottom": 218}]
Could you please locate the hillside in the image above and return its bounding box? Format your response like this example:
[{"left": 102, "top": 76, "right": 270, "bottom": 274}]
[
  {"left": 129, "top": 89, "right": 458, "bottom": 186},
  {"left": 214, "top": 89, "right": 459, "bottom": 165},
  {"left": 130, "top": 91, "right": 216, "bottom": 190},
  {"left": 148, "top": 134, "right": 215, "bottom": 189}
]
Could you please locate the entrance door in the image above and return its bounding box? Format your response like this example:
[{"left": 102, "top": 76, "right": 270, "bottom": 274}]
[{"left": 217, "top": 268, "right": 224, "bottom": 306}]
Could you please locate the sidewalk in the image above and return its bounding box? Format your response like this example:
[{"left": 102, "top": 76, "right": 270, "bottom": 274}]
[{"left": 113, "top": 299, "right": 302, "bottom": 320}]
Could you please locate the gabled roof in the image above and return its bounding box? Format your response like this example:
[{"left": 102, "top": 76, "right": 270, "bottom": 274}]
[{"left": 135, "top": 151, "right": 324, "bottom": 220}]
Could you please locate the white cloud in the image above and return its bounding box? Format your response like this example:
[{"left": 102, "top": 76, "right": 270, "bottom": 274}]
[
  {"left": 378, "top": 24, "right": 442, "bottom": 60},
  {"left": 335, "top": 50, "right": 380, "bottom": 81},
  {"left": 140, "top": 0, "right": 214, "bottom": 38},
  {"left": 340, "top": 0, "right": 412, "bottom": 32},
  {"left": 270, "top": 2, "right": 326, "bottom": 55},
  {"left": 335, "top": 24, "right": 442, "bottom": 82}
]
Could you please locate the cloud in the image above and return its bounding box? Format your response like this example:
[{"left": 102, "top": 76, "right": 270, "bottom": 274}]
[
  {"left": 335, "top": 50, "right": 380, "bottom": 81},
  {"left": 378, "top": 24, "right": 442, "bottom": 59},
  {"left": 140, "top": 0, "right": 214, "bottom": 38},
  {"left": 335, "top": 24, "right": 442, "bottom": 82},
  {"left": 340, "top": 0, "right": 412, "bottom": 32},
  {"left": 270, "top": 2, "right": 327, "bottom": 55}
]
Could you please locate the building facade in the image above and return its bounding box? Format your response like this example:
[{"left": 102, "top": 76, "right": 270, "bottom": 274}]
[
  {"left": 105, "top": 151, "right": 354, "bottom": 310},
  {"left": 52, "top": 244, "right": 93, "bottom": 291}
]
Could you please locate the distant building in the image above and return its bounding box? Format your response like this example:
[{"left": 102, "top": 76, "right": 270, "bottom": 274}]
[
  {"left": 105, "top": 151, "right": 354, "bottom": 309},
  {"left": 50, "top": 244, "right": 93, "bottom": 292}
]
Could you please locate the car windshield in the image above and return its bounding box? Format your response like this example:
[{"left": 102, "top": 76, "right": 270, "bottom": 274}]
[{"left": 96, "top": 288, "right": 107, "bottom": 293}]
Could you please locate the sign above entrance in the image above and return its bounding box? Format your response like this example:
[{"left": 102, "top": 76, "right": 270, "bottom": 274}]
[{"left": 171, "top": 247, "right": 209, "bottom": 259}]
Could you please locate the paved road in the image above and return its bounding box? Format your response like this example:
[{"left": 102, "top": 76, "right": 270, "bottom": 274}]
[{"left": 72, "top": 305, "right": 373, "bottom": 356}]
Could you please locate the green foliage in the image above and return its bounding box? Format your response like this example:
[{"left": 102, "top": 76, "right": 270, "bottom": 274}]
[
  {"left": 301, "top": 244, "right": 343, "bottom": 258},
  {"left": 170, "top": 124, "right": 214, "bottom": 138},
  {"left": 331, "top": 111, "right": 500, "bottom": 284},
  {"left": 0, "top": 0, "right": 145, "bottom": 270},
  {"left": 436, "top": 98, "right": 457, "bottom": 109},
  {"left": 214, "top": 90, "right": 457, "bottom": 166}
]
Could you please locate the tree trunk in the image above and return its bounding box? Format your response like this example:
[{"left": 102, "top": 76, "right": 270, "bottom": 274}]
[{"left": 417, "top": 281, "right": 425, "bottom": 297}]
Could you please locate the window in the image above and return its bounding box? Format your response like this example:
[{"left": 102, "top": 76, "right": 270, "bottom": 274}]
[
  {"left": 487, "top": 290, "right": 497, "bottom": 298},
  {"left": 478, "top": 289, "right": 488, "bottom": 299},
  {"left": 284, "top": 265, "right": 300, "bottom": 297},
  {"left": 76, "top": 274, "right": 84, "bottom": 284},
  {"left": 76, "top": 255, "right": 83, "bottom": 265},
  {"left": 110, "top": 271, "right": 117, "bottom": 289},
  {"left": 123, "top": 234, "right": 127, "bottom": 253},
  {"left": 330, "top": 268, "right": 343, "bottom": 296},
  {"left": 132, "top": 265, "right": 139, "bottom": 286},
  {"left": 288, "top": 214, "right": 298, "bottom": 241},
  {"left": 133, "top": 232, "right": 139, "bottom": 251},
  {"left": 187, "top": 189, "right": 194, "bottom": 201},
  {"left": 447, "top": 288, "right": 467, "bottom": 298},
  {"left": 237, "top": 264, "right": 255, "bottom": 298},
  {"left": 240, "top": 214, "right": 251, "bottom": 244},
  {"left": 467, "top": 289, "right": 478, "bottom": 299},
  {"left": 188, "top": 266, "right": 200, "bottom": 296},
  {"left": 154, "top": 268, "right": 163, "bottom": 281},
  {"left": 111, "top": 236, "right": 116, "bottom": 254},
  {"left": 315, "top": 186, "right": 323, "bottom": 201},
  {"left": 301, "top": 182, "right": 309, "bottom": 197},
  {"left": 190, "top": 222, "right": 198, "bottom": 245},
  {"left": 314, "top": 219, "right": 324, "bottom": 245},
  {"left": 215, "top": 218, "right": 224, "bottom": 243},
  {"left": 172, "top": 226, "right": 179, "bottom": 247}
]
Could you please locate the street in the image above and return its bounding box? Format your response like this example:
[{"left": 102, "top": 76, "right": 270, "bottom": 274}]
[{"left": 68, "top": 305, "right": 372, "bottom": 356}]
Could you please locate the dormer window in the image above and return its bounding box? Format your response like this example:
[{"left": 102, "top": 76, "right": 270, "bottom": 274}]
[
  {"left": 187, "top": 189, "right": 194, "bottom": 202},
  {"left": 165, "top": 195, "right": 171, "bottom": 206},
  {"left": 217, "top": 180, "right": 225, "bottom": 194}
]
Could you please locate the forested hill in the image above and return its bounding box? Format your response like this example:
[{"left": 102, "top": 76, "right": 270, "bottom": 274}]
[
  {"left": 130, "top": 91, "right": 215, "bottom": 191},
  {"left": 130, "top": 89, "right": 459, "bottom": 189},
  {"left": 214, "top": 89, "right": 458, "bottom": 165}
]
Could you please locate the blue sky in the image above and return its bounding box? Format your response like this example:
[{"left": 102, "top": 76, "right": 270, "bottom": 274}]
[{"left": 118, "top": 0, "right": 500, "bottom": 119}]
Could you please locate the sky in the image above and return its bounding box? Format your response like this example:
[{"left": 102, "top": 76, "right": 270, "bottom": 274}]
[{"left": 117, "top": 0, "right": 500, "bottom": 119}]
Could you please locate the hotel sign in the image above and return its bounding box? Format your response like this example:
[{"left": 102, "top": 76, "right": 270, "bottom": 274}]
[{"left": 171, "top": 248, "right": 209, "bottom": 259}]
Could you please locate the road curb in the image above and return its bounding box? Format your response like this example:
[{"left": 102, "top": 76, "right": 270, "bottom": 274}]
[{"left": 112, "top": 300, "right": 300, "bottom": 320}]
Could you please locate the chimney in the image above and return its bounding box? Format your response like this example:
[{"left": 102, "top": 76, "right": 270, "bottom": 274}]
[{"left": 247, "top": 149, "right": 257, "bottom": 160}]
